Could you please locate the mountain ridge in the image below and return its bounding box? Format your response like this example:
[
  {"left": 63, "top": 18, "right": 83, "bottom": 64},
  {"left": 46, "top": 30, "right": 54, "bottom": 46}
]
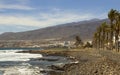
[{"left": 0, "top": 18, "right": 109, "bottom": 41}]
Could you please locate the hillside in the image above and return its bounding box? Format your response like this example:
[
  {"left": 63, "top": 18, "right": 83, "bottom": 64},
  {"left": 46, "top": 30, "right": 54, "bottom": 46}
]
[{"left": 0, "top": 19, "right": 109, "bottom": 41}]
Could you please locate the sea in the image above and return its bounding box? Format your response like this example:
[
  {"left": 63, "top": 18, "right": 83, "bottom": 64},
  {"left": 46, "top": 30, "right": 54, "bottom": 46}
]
[{"left": 0, "top": 48, "right": 71, "bottom": 75}]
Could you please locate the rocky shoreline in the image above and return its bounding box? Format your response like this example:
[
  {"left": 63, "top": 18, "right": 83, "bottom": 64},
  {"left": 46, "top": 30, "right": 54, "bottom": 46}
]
[{"left": 18, "top": 48, "right": 120, "bottom": 75}]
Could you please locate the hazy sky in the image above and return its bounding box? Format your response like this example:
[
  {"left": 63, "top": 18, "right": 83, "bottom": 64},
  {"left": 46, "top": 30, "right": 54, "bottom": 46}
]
[{"left": 0, "top": 0, "right": 120, "bottom": 33}]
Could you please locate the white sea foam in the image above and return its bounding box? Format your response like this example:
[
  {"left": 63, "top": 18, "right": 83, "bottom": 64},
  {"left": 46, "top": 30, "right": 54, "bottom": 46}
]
[
  {"left": 0, "top": 66, "right": 43, "bottom": 75},
  {"left": 0, "top": 50, "right": 44, "bottom": 75},
  {"left": 0, "top": 50, "right": 43, "bottom": 61}
]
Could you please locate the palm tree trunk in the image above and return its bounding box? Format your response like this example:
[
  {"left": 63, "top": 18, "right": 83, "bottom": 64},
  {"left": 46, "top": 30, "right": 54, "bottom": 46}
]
[{"left": 110, "top": 23, "right": 114, "bottom": 50}]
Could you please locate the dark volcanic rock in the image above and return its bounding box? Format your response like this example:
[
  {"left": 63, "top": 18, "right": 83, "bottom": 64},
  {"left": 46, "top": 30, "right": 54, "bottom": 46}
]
[{"left": 32, "top": 57, "right": 59, "bottom": 61}]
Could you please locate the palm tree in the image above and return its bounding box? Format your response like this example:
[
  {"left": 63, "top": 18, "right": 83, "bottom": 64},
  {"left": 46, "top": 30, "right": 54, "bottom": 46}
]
[
  {"left": 93, "top": 22, "right": 110, "bottom": 50},
  {"left": 104, "top": 25, "right": 111, "bottom": 50},
  {"left": 93, "top": 9, "right": 120, "bottom": 51},
  {"left": 108, "top": 9, "right": 117, "bottom": 50},
  {"left": 117, "top": 13, "right": 120, "bottom": 52},
  {"left": 114, "top": 11, "right": 120, "bottom": 52},
  {"left": 96, "top": 26, "right": 102, "bottom": 49},
  {"left": 93, "top": 32, "right": 99, "bottom": 49},
  {"left": 101, "top": 22, "right": 108, "bottom": 50}
]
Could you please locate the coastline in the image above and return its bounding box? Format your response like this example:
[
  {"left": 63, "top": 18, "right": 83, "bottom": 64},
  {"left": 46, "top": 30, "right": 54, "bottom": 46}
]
[{"left": 18, "top": 48, "right": 120, "bottom": 75}]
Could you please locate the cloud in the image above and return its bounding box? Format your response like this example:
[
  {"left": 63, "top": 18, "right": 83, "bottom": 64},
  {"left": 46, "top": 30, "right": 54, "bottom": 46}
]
[
  {"left": 37, "top": 11, "right": 106, "bottom": 27},
  {"left": 0, "top": 0, "right": 34, "bottom": 10},
  {"left": 0, "top": 10, "right": 106, "bottom": 28},
  {"left": 0, "top": 0, "right": 30, "bottom": 4},
  {"left": 16, "top": 0, "right": 31, "bottom": 4},
  {"left": 0, "top": 15, "right": 40, "bottom": 27},
  {"left": 0, "top": 4, "right": 34, "bottom": 10}
]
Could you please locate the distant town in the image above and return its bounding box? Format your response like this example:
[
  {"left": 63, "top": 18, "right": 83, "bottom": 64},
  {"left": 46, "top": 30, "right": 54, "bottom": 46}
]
[{"left": 0, "top": 40, "right": 76, "bottom": 48}]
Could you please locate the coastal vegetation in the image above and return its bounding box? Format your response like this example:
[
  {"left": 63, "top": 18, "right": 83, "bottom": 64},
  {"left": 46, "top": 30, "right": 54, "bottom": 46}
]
[
  {"left": 74, "top": 36, "right": 82, "bottom": 47},
  {"left": 93, "top": 9, "right": 120, "bottom": 52}
]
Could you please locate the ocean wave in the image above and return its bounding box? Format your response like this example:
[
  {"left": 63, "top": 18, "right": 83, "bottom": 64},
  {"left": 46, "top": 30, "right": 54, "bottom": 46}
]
[{"left": 0, "top": 50, "right": 43, "bottom": 62}]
